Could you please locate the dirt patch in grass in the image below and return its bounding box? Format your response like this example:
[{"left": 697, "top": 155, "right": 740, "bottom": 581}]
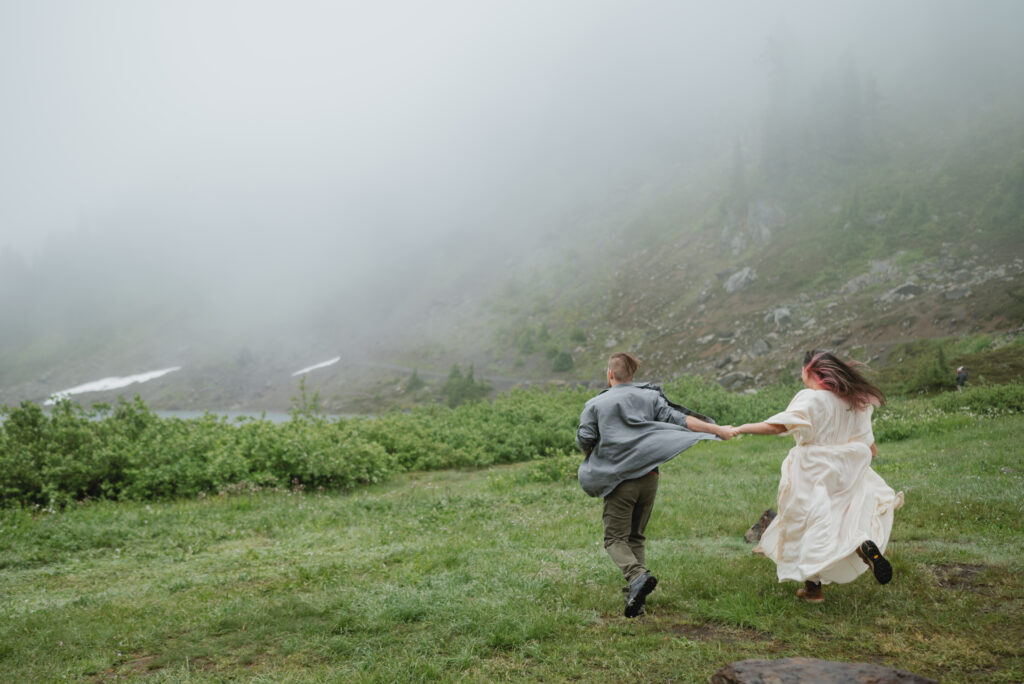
[
  {"left": 93, "top": 653, "right": 219, "bottom": 682},
  {"left": 932, "top": 562, "right": 986, "bottom": 590},
  {"left": 669, "top": 621, "right": 775, "bottom": 644},
  {"left": 93, "top": 654, "right": 159, "bottom": 682}
]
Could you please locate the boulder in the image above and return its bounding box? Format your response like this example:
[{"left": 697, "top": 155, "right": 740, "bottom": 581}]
[
  {"left": 750, "top": 339, "right": 772, "bottom": 357},
  {"left": 879, "top": 282, "right": 924, "bottom": 304},
  {"left": 724, "top": 267, "right": 757, "bottom": 294},
  {"left": 763, "top": 306, "right": 792, "bottom": 328},
  {"left": 944, "top": 287, "right": 971, "bottom": 300},
  {"left": 718, "top": 371, "right": 754, "bottom": 390},
  {"left": 840, "top": 273, "right": 873, "bottom": 295},
  {"left": 711, "top": 658, "right": 939, "bottom": 684},
  {"left": 840, "top": 258, "right": 900, "bottom": 295},
  {"left": 746, "top": 199, "right": 786, "bottom": 243}
]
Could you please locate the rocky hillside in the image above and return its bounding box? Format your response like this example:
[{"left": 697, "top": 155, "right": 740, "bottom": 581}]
[
  {"left": 408, "top": 109, "right": 1024, "bottom": 399},
  {"left": 3, "top": 105, "right": 1023, "bottom": 414}
]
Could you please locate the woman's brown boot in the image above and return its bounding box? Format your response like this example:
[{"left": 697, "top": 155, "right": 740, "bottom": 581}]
[{"left": 796, "top": 580, "right": 824, "bottom": 603}]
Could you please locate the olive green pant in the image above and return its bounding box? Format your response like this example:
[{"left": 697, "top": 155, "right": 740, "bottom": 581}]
[{"left": 602, "top": 471, "right": 659, "bottom": 583}]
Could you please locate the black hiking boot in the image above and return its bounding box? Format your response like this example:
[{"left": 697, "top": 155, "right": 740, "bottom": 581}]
[
  {"left": 857, "top": 540, "right": 893, "bottom": 584},
  {"left": 624, "top": 573, "right": 657, "bottom": 618}
]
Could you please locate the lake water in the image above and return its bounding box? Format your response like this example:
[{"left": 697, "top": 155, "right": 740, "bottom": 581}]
[
  {"left": 155, "top": 410, "right": 297, "bottom": 423},
  {"left": 1, "top": 410, "right": 348, "bottom": 424}
]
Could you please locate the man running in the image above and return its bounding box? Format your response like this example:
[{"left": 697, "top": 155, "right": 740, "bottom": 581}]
[{"left": 576, "top": 352, "right": 733, "bottom": 617}]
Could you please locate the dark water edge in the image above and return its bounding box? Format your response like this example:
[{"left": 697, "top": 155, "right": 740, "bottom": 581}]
[
  {"left": 155, "top": 410, "right": 297, "bottom": 423},
  {"left": 0, "top": 409, "right": 350, "bottom": 424}
]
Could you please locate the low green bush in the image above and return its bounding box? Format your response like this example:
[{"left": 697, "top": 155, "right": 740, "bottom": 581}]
[
  {"left": 874, "top": 383, "right": 1024, "bottom": 442},
  {"left": 662, "top": 375, "right": 801, "bottom": 426},
  {"left": 2, "top": 381, "right": 1021, "bottom": 507},
  {"left": 0, "top": 398, "right": 400, "bottom": 507}
]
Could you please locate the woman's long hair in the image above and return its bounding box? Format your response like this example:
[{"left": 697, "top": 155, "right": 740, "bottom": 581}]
[{"left": 803, "top": 350, "right": 886, "bottom": 410}]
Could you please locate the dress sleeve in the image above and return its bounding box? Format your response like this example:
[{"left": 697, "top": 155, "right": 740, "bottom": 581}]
[{"left": 764, "top": 389, "right": 816, "bottom": 439}]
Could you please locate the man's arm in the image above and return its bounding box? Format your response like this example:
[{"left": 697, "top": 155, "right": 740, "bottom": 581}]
[
  {"left": 653, "top": 392, "right": 689, "bottom": 427},
  {"left": 575, "top": 404, "right": 599, "bottom": 455},
  {"left": 684, "top": 415, "right": 734, "bottom": 440},
  {"left": 652, "top": 393, "right": 732, "bottom": 440}
]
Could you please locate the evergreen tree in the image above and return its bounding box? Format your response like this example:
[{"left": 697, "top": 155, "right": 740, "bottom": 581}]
[
  {"left": 406, "top": 369, "right": 426, "bottom": 392},
  {"left": 440, "top": 364, "right": 492, "bottom": 408}
]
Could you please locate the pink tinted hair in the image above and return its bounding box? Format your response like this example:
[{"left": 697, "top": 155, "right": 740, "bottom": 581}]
[{"left": 803, "top": 350, "right": 886, "bottom": 409}]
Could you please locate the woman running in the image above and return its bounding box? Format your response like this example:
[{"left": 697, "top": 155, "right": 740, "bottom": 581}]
[{"left": 730, "top": 350, "right": 903, "bottom": 602}]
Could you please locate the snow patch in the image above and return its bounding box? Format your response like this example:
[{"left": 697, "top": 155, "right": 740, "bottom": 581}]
[
  {"left": 45, "top": 367, "right": 182, "bottom": 405},
  {"left": 292, "top": 356, "right": 341, "bottom": 376}
]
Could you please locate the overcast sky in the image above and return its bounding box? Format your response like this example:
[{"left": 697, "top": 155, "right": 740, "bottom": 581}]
[{"left": 1, "top": 1, "right": 1021, "bottom": 265}]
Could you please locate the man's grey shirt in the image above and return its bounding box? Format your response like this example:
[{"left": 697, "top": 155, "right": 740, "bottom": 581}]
[{"left": 576, "top": 382, "right": 719, "bottom": 498}]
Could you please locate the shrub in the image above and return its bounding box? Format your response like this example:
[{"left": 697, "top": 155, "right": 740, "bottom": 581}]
[
  {"left": 439, "top": 364, "right": 492, "bottom": 408},
  {"left": 2, "top": 382, "right": 1021, "bottom": 507},
  {"left": 405, "top": 369, "right": 426, "bottom": 392},
  {"left": 551, "top": 350, "right": 574, "bottom": 372}
]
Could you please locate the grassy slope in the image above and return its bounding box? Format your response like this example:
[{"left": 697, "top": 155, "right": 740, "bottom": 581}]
[{"left": 1, "top": 415, "right": 1021, "bottom": 682}]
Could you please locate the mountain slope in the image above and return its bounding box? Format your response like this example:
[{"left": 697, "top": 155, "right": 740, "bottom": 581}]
[{"left": 3, "top": 103, "right": 1023, "bottom": 413}]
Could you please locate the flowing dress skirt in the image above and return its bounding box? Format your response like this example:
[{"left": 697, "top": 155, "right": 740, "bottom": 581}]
[{"left": 755, "top": 440, "right": 904, "bottom": 584}]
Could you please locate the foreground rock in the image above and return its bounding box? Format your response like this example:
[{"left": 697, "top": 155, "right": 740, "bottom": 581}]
[{"left": 711, "top": 658, "right": 939, "bottom": 684}]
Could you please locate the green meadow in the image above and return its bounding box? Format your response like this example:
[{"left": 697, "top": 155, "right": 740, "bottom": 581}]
[{"left": 1, "top": 385, "right": 1021, "bottom": 682}]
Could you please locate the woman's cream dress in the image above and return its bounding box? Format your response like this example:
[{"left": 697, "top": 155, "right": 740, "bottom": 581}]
[{"left": 755, "top": 389, "right": 904, "bottom": 584}]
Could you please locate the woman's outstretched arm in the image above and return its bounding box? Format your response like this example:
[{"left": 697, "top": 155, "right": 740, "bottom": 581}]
[{"left": 729, "top": 422, "right": 787, "bottom": 438}]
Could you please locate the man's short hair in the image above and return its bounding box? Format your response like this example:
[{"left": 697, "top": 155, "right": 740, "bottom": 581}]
[{"left": 608, "top": 352, "right": 639, "bottom": 382}]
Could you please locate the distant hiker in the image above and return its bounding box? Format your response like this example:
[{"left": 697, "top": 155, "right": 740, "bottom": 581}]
[
  {"left": 729, "top": 350, "right": 903, "bottom": 603},
  {"left": 956, "top": 366, "right": 968, "bottom": 392},
  {"left": 575, "top": 352, "right": 733, "bottom": 617}
]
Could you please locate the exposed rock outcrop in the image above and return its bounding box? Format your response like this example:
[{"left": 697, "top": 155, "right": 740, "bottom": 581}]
[
  {"left": 718, "top": 371, "right": 754, "bottom": 390},
  {"left": 724, "top": 267, "right": 758, "bottom": 294},
  {"left": 840, "top": 258, "right": 901, "bottom": 295},
  {"left": 880, "top": 282, "right": 924, "bottom": 304},
  {"left": 764, "top": 306, "right": 792, "bottom": 328},
  {"left": 749, "top": 338, "right": 772, "bottom": 357}
]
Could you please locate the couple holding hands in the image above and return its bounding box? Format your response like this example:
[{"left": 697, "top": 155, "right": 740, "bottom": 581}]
[{"left": 576, "top": 351, "right": 903, "bottom": 617}]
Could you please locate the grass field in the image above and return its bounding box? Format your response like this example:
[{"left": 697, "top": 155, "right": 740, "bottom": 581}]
[{"left": 1, "top": 415, "right": 1021, "bottom": 682}]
